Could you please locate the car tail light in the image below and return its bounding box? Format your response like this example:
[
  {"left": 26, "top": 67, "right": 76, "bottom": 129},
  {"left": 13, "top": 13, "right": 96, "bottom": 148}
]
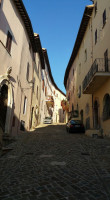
[{"left": 70, "top": 124, "right": 74, "bottom": 128}]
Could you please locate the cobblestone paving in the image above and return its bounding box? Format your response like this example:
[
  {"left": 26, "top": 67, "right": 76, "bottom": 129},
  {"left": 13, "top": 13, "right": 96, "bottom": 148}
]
[{"left": 0, "top": 124, "right": 110, "bottom": 200}]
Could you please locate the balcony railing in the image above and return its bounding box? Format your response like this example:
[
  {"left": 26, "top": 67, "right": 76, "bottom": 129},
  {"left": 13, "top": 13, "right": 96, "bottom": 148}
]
[{"left": 83, "top": 58, "right": 110, "bottom": 93}]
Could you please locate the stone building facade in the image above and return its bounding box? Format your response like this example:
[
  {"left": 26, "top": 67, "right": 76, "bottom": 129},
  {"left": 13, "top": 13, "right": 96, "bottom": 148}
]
[
  {"left": 64, "top": 0, "right": 110, "bottom": 137},
  {"left": 0, "top": 0, "right": 65, "bottom": 146}
]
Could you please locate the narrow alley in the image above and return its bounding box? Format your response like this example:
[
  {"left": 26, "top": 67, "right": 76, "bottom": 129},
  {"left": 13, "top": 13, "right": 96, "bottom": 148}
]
[{"left": 0, "top": 124, "right": 110, "bottom": 200}]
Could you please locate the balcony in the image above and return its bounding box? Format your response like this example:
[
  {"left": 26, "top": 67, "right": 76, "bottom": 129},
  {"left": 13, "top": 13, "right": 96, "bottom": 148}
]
[
  {"left": 61, "top": 100, "right": 69, "bottom": 112},
  {"left": 83, "top": 58, "right": 110, "bottom": 94},
  {"left": 45, "top": 95, "right": 54, "bottom": 107}
]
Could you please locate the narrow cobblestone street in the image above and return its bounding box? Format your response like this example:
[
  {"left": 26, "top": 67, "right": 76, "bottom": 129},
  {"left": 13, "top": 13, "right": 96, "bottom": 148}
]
[{"left": 0, "top": 124, "right": 110, "bottom": 200}]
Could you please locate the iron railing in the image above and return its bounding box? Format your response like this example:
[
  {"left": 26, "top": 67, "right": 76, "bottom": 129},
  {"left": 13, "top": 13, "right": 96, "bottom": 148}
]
[{"left": 82, "top": 58, "right": 110, "bottom": 92}]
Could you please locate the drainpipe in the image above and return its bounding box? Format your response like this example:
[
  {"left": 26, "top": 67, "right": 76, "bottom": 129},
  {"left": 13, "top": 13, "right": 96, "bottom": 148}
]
[{"left": 90, "top": 13, "right": 94, "bottom": 129}]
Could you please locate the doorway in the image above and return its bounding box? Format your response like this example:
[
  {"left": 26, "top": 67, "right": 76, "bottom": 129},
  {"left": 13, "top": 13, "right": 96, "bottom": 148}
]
[
  {"left": 93, "top": 100, "right": 99, "bottom": 129},
  {"left": 0, "top": 84, "right": 8, "bottom": 131},
  {"left": 104, "top": 49, "right": 108, "bottom": 72}
]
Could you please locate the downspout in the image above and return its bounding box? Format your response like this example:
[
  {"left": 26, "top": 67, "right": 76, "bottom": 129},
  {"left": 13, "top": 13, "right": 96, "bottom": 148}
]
[{"left": 90, "top": 12, "right": 94, "bottom": 129}]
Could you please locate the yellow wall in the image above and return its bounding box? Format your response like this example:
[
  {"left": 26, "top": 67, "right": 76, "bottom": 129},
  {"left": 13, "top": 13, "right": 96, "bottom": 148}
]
[{"left": 66, "top": 0, "right": 110, "bottom": 136}]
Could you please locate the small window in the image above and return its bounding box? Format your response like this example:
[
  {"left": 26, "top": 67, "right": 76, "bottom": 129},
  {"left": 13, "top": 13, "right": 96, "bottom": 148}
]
[
  {"left": 95, "top": 29, "right": 97, "bottom": 44},
  {"left": 68, "top": 78, "right": 70, "bottom": 90},
  {"left": 68, "top": 93, "right": 70, "bottom": 101},
  {"left": 42, "top": 79, "right": 44, "bottom": 91},
  {"left": 103, "top": 9, "right": 106, "bottom": 27},
  {"left": 26, "top": 63, "right": 30, "bottom": 81},
  {"left": 6, "top": 31, "right": 12, "bottom": 53},
  {"left": 78, "top": 85, "right": 81, "bottom": 98},
  {"left": 79, "top": 63, "right": 81, "bottom": 74},
  {"left": 94, "top": 2, "right": 97, "bottom": 16},
  {"left": 84, "top": 49, "right": 87, "bottom": 62},
  {"left": 37, "top": 86, "right": 38, "bottom": 99},
  {"left": 23, "top": 96, "right": 27, "bottom": 114}
]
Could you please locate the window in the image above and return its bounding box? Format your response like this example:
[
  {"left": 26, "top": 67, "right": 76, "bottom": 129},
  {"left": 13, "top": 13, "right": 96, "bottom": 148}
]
[
  {"left": 37, "top": 86, "right": 38, "bottom": 99},
  {"left": 26, "top": 63, "right": 30, "bottom": 81},
  {"left": 104, "top": 49, "right": 108, "bottom": 72},
  {"left": 42, "top": 79, "right": 44, "bottom": 91},
  {"left": 84, "top": 49, "right": 87, "bottom": 62},
  {"left": 68, "top": 93, "right": 70, "bottom": 101},
  {"left": 68, "top": 78, "right": 70, "bottom": 90},
  {"left": 103, "top": 9, "right": 106, "bottom": 27},
  {"left": 103, "top": 94, "right": 110, "bottom": 121},
  {"left": 6, "top": 31, "right": 12, "bottom": 53},
  {"left": 79, "top": 63, "right": 81, "bottom": 74},
  {"left": 94, "top": 2, "right": 97, "bottom": 16},
  {"left": 23, "top": 96, "right": 27, "bottom": 114},
  {"left": 95, "top": 29, "right": 97, "bottom": 44},
  {"left": 78, "top": 85, "right": 81, "bottom": 98}
]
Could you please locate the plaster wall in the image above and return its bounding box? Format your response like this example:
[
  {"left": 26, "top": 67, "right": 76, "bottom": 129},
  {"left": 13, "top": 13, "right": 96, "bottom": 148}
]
[{"left": 0, "top": 0, "right": 34, "bottom": 135}]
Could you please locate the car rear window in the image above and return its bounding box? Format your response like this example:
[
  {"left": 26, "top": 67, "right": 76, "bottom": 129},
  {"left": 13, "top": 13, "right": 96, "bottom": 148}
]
[{"left": 70, "top": 120, "right": 81, "bottom": 124}]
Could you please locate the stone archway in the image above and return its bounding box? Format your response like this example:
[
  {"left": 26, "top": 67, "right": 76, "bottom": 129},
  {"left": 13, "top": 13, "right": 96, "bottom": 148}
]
[{"left": 0, "top": 78, "right": 13, "bottom": 134}]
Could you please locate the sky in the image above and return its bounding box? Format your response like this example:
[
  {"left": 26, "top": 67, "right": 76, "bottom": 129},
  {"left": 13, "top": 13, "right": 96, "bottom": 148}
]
[{"left": 22, "top": 0, "right": 93, "bottom": 94}]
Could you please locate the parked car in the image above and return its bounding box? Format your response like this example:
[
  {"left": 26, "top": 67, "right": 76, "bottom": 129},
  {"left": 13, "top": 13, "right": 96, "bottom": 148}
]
[
  {"left": 43, "top": 117, "right": 52, "bottom": 124},
  {"left": 66, "top": 119, "right": 85, "bottom": 133}
]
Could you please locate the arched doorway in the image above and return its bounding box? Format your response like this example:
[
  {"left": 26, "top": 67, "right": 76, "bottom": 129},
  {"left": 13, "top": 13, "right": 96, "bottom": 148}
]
[
  {"left": 0, "top": 84, "right": 8, "bottom": 131},
  {"left": 0, "top": 78, "right": 13, "bottom": 135},
  {"left": 93, "top": 100, "right": 99, "bottom": 129}
]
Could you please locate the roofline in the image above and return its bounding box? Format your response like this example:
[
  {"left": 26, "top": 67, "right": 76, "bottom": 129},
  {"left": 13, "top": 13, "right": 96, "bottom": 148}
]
[
  {"left": 64, "top": 4, "right": 94, "bottom": 88},
  {"left": 43, "top": 49, "right": 66, "bottom": 97},
  {"left": 13, "top": 0, "right": 37, "bottom": 51},
  {"left": 13, "top": 0, "right": 45, "bottom": 69},
  {"left": 34, "top": 34, "right": 45, "bottom": 69}
]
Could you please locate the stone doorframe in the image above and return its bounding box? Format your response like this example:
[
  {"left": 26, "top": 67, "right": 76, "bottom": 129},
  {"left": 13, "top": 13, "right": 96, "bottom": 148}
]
[{"left": 0, "top": 76, "right": 13, "bottom": 135}]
